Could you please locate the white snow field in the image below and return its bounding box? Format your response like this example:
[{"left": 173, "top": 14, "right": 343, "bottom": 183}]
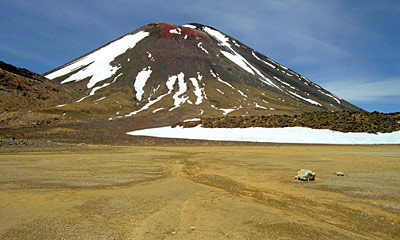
[
  {"left": 127, "top": 126, "right": 400, "bottom": 144},
  {"left": 134, "top": 67, "right": 152, "bottom": 101},
  {"left": 45, "top": 31, "right": 150, "bottom": 89}
]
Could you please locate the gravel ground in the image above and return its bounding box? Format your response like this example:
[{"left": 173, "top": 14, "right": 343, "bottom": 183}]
[{"left": 0, "top": 145, "right": 399, "bottom": 239}]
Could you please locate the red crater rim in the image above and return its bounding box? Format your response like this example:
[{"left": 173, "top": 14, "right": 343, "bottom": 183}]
[{"left": 157, "top": 23, "right": 210, "bottom": 42}]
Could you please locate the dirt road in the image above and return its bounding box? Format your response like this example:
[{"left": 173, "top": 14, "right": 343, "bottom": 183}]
[{"left": 0, "top": 145, "right": 399, "bottom": 239}]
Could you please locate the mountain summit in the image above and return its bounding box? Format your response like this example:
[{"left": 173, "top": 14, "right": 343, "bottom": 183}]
[{"left": 44, "top": 23, "right": 362, "bottom": 123}]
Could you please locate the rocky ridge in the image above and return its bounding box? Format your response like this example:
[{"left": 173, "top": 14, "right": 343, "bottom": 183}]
[
  {"left": 0, "top": 61, "right": 48, "bottom": 82},
  {"left": 0, "top": 61, "right": 72, "bottom": 112},
  {"left": 178, "top": 111, "right": 400, "bottom": 134}
]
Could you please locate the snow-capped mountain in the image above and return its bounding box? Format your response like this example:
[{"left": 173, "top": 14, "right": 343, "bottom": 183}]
[{"left": 44, "top": 23, "right": 362, "bottom": 122}]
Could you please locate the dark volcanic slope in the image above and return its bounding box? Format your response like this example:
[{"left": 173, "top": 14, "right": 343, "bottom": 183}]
[
  {"left": 0, "top": 61, "right": 48, "bottom": 82},
  {"left": 0, "top": 61, "right": 71, "bottom": 112},
  {"left": 44, "top": 23, "right": 363, "bottom": 123}
]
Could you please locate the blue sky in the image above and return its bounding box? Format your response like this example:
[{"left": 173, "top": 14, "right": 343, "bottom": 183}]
[{"left": 1, "top": 0, "right": 399, "bottom": 112}]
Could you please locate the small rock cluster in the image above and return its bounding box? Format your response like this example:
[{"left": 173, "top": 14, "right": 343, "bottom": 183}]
[
  {"left": 0, "top": 137, "right": 32, "bottom": 148},
  {"left": 294, "top": 170, "right": 346, "bottom": 181},
  {"left": 0, "top": 137, "right": 74, "bottom": 149}
]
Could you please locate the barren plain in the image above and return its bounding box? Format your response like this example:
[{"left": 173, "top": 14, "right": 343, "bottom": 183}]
[{"left": 0, "top": 144, "right": 399, "bottom": 239}]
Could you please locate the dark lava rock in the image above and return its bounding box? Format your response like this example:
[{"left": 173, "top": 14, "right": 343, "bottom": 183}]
[{"left": 178, "top": 111, "right": 400, "bottom": 134}]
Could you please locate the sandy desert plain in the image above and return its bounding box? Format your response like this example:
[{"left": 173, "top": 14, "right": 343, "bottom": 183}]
[{"left": 0, "top": 140, "right": 399, "bottom": 239}]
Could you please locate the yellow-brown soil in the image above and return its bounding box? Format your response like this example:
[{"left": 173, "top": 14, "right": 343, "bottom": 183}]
[{"left": 0, "top": 145, "right": 399, "bottom": 239}]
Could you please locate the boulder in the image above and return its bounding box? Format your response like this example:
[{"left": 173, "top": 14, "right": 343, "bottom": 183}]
[{"left": 295, "top": 169, "right": 316, "bottom": 181}]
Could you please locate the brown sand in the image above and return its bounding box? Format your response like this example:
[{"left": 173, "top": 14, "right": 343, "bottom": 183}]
[{"left": 0, "top": 144, "right": 399, "bottom": 239}]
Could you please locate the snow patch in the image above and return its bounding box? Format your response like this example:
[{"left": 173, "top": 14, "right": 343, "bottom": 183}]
[
  {"left": 94, "top": 97, "right": 106, "bottom": 102},
  {"left": 210, "top": 70, "right": 217, "bottom": 78},
  {"left": 220, "top": 50, "right": 254, "bottom": 75},
  {"left": 183, "top": 118, "right": 201, "bottom": 122},
  {"left": 197, "top": 72, "right": 203, "bottom": 81},
  {"left": 182, "top": 24, "right": 197, "bottom": 29},
  {"left": 89, "top": 82, "right": 112, "bottom": 96},
  {"left": 189, "top": 77, "right": 203, "bottom": 105},
  {"left": 302, "top": 76, "right": 311, "bottom": 83},
  {"left": 166, "top": 75, "right": 177, "bottom": 92},
  {"left": 170, "top": 73, "right": 188, "bottom": 111},
  {"left": 216, "top": 75, "right": 234, "bottom": 89},
  {"left": 169, "top": 28, "right": 182, "bottom": 35},
  {"left": 127, "top": 126, "right": 400, "bottom": 144},
  {"left": 237, "top": 90, "right": 247, "bottom": 98},
  {"left": 134, "top": 67, "right": 152, "bottom": 101},
  {"left": 204, "top": 28, "right": 280, "bottom": 90},
  {"left": 223, "top": 48, "right": 278, "bottom": 88},
  {"left": 76, "top": 96, "right": 89, "bottom": 103},
  {"left": 211, "top": 70, "right": 250, "bottom": 99},
  {"left": 318, "top": 90, "right": 341, "bottom": 104},
  {"left": 252, "top": 51, "right": 276, "bottom": 69},
  {"left": 288, "top": 91, "right": 322, "bottom": 106},
  {"left": 274, "top": 76, "right": 295, "bottom": 89},
  {"left": 203, "top": 27, "right": 230, "bottom": 46},
  {"left": 220, "top": 108, "right": 236, "bottom": 115},
  {"left": 153, "top": 108, "right": 164, "bottom": 113},
  {"left": 89, "top": 72, "right": 123, "bottom": 96},
  {"left": 197, "top": 42, "right": 209, "bottom": 54},
  {"left": 255, "top": 103, "right": 267, "bottom": 109},
  {"left": 232, "top": 40, "right": 241, "bottom": 47},
  {"left": 204, "top": 27, "right": 259, "bottom": 77},
  {"left": 46, "top": 31, "right": 150, "bottom": 89},
  {"left": 125, "top": 73, "right": 182, "bottom": 116},
  {"left": 126, "top": 94, "right": 168, "bottom": 117},
  {"left": 152, "top": 84, "right": 160, "bottom": 94},
  {"left": 147, "top": 51, "right": 155, "bottom": 61}
]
